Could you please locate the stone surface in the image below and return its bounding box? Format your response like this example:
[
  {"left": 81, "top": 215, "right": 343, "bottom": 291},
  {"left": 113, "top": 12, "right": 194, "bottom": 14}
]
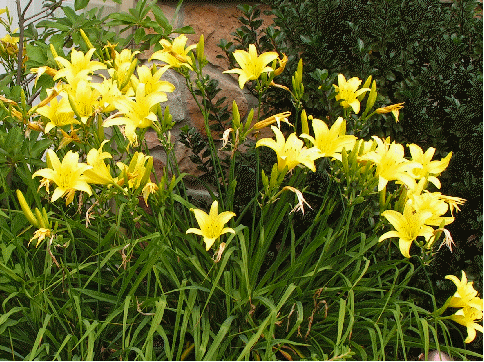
[
  {"left": 183, "top": 3, "right": 274, "bottom": 70},
  {"left": 136, "top": 1, "right": 279, "bottom": 185}
]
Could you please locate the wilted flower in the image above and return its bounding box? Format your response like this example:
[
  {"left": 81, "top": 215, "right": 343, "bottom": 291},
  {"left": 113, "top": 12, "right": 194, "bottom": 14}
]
[
  {"left": 29, "top": 228, "right": 52, "bottom": 247},
  {"left": 375, "top": 103, "right": 404, "bottom": 122}
]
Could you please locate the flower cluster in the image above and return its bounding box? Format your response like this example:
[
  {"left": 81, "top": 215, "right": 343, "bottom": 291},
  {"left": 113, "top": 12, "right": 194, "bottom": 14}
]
[{"left": 443, "top": 271, "right": 483, "bottom": 343}]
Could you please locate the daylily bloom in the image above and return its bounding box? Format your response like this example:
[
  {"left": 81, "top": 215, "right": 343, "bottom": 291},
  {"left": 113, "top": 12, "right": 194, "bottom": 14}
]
[
  {"left": 116, "top": 152, "right": 153, "bottom": 190},
  {"left": 32, "top": 150, "right": 93, "bottom": 205},
  {"left": 83, "top": 141, "right": 115, "bottom": 185},
  {"left": 223, "top": 44, "right": 279, "bottom": 89},
  {"left": 36, "top": 96, "right": 79, "bottom": 133},
  {"left": 91, "top": 77, "right": 122, "bottom": 113},
  {"left": 407, "top": 144, "right": 452, "bottom": 189},
  {"left": 358, "top": 136, "right": 421, "bottom": 191},
  {"left": 186, "top": 200, "right": 236, "bottom": 251},
  {"left": 256, "top": 125, "right": 323, "bottom": 173},
  {"left": 300, "top": 116, "right": 357, "bottom": 162},
  {"left": 62, "top": 79, "right": 101, "bottom": 124},
  {"left": 333, "top": 74, "right": 370, "bottom": 114},
  {"left": 150, "top": 35, "right": 197, "bottom": 70},
  {"left": 450, "top": 305, "right": 483, "bottom": 343},
  {"left": 54, "top": 48, "right": 106, "bottom": 85},
  {"left": 104, "top": 83, "right": 167, "bottom": 146},
  {"left": 409, "top": 192, "right": 454, "bottom": 227},
  {"left": 131, "top": 65, "right": 175, "bottom": 97},
  {"left": 379, "top": 202, "right": 435, "bottom": 258},
  {"left": 109, "top": 48, "right": 139, "bottom": 92},
  {"left": 375, "top": 102, "right": 405, "bottom": 122},
  {"left": 445, "top": 271, "right": 483, "bottom": 310}
]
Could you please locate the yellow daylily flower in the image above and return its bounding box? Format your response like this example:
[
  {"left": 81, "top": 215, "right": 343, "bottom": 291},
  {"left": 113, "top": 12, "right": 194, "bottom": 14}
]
[
  {"left": 375, "top": 102, "right": 405, "bottom": 122},
  {"left": 445, "top": 271, "right": 483, "bottom": 310},
  {"left": 333, "top": 74, "right": 370, "bottom": 114},
  {"left": 62, "top": 79, "right": 101, "bottom": 124},
  {"left": 450, "top": 305, "right": 483, "bottom": 343},
  {"left": 409, "top": 192, "right": 454, "bottom": 227},
  {"left": 300, "top": 116, "right": 357, "bottom": 162},
  {"left": 186, "top": 200, "right": 236, "bottom": 251},
  {"left": 109, "top": 48, "right": 139, "bottom": 93},
  {"left": 32, "top": 150, "right": 93, "bottom": 205},
  {"left": 150, "top": 35, "right": 197, "bottom": 70},
  {"left": 256, "top": 125, "right": 323, "bottom": 173},
  {"left": 116, "top": 152, "right": 153, "bottom": 190},
  {"left": 223, "top": 44, "right": 279, "bottom": 89},
  {"left": 407, "top": 144, "right": 452, "bottom": 189},
  {"left": 36, "top": 95, "right": 79, "bottom": 133},
  {"left": 379, "top": 201, "right": 435, "bottom": 258},
  {"left": 131, "top": 65, "right": 175, "bottom": 97},
  {"left": 358, "top": 136, "right": 422, "bottom": 191},
  {"left": 90, "top": 77, "right": 122, "bottom": 113},
  {"left": 54, "top": 48, "right": 106, "bottom": 85},
  {"left": 83, "top": 141, "right": 115, "bottom": 185},
  {"left": 104, "top": 83, "right": 166, "bottom": 146}
]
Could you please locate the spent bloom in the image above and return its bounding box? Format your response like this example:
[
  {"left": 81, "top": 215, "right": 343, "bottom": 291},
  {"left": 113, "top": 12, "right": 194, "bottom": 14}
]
[
  {"left": 256, "top": 125, "right": 323, "bottom": 173},
  {"left": 186, "top": 200, "right": 236, "bottom": 251},
  {"left": 223, "top": 44, "right": 279, "bottom": 89},
  {"left": 375, "top": 102, "right": 404, "bottom": 122},
  {"left": 32, "top": 150, "right": 93, "bottom": 205},
  {"left": 333, "top": 74, "right": 370, "bottom": 114},
  {"left": 300, "top": 116, "right": 357, "bottom": 162},
  {"left": 29, "top": 228, "right": 52, "bottom": 247}
]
